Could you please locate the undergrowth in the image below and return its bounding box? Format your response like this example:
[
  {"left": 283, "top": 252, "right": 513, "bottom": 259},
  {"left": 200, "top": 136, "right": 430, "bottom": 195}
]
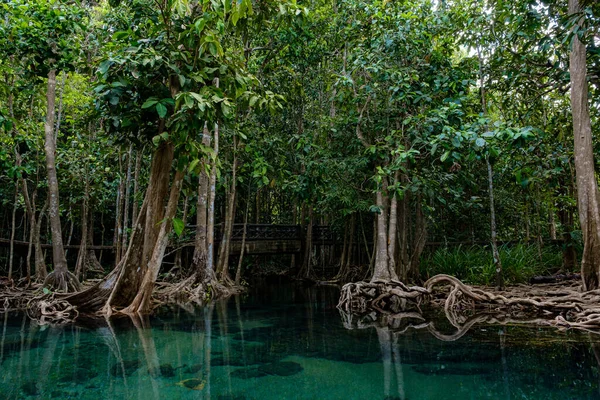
[{"left": 420, "top": 244, "right": 571, "bottom": 285}]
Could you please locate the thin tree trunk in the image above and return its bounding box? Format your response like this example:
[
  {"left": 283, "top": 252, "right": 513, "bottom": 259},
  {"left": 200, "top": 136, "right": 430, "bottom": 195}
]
[
  {"left": 192, "top": 122, "right": 211, "bottom": 275},
  {"left": 23, "top": 187, "right": 37, "bottom": 283},
  {"left": 549, "top": 206, "right": 557, "bottom": 240},
  {"left": 487, "top": 156, "right": 503, "bottom": 289},
  {"left": 301, "top": 206, "right": 314, "bottom": 278},
  {"left": 74, "top": 193, "right": 89, "bottom": 280},
  {"left": 217, "top": 145, "right": 238, "bottom": 282},
  {"left": 35, "top": 200, "right": 48, "bottom": 281},
  {"left": 43, "top": 68, "right": 79, "bottom": 291},
  {"left": 174, "top": 195, "right": 189, "bottom": 269},
  {"left": 206, "top": 79, "right": 220, "bottom": 278},
  {"left": 132, "top": 147, "right": 143, "bottom": 226},
  {"left": 235, "top": 185, "right": 251, "bottom": 285},
  {"left": 569, "top": 0, "right": 600, "bottom": 290},
  {"left": 408, "top": 198, "right": 427, "bottom": 281},
  {"left": 115, "top": 151, "right": 125, "bottom": 265},
  {"left": 344, "top": 214, "right": 356, "bottom": 276},
  {"left": 387, "top": 171, "right": 399, "bottom": 273},
  {"left": 8, "top": 180, "right": 19, "bottom": 281},
  {"left": 478, "top": 46, "right": 503, "bottom": 289},
  {"left": 339, "top": 218, "right": 348, "bottom": 276},
  {"left": 121, "top": 144, "right": 134, "bottom": 260}
]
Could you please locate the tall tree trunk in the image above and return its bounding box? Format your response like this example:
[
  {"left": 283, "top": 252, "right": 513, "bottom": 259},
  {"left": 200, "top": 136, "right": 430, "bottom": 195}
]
[
  {"left": 43, "top": 69, "right": 80, "bottom": 292},
  {"left": 487, "top": 156, "right": 503, "bottom": 289},
  {"left": 121, "top": 144, "right": 134, "bottom": 260},
  {"left": 339, "top": 217, "right": 348, "bottom": 277},
  {"left": 371, "top": 188, "right": 397, "bottom": 282},
  {"left": 549, "top": 205, "right": 557, "bottom": 240},
  {"left": 217, "top": 145, "right": 238, "bottom": 283},
  {"left": 121, "top": 170, "right": 185, "bottom": 314},
  {"left": 300, "top": 206, "right": 314, "bottom": 278},
  {"left": 22, "top": 185, "right": 36, "bottom": 283},
  {"left": 235, "top": 186, "right": 251, "bottom": 285},
  {"left": 34, "top": 200, "right": 48, "bottom": 281},
  {"left": 74, "top": 196, "right": 88, "bottom": 280},
  {"left": 206, "top": 117, "right": 219, "bottom": 280},
  {"left": 387, "top": 171, "right": 399, "bottom": 274},
  {"left": 132, "top": 147, "right": 143, "bottom": 226},
  {"left": 114, "top": 151, "right": 126, "bottom": 265},
  {"left": 8, "top": 180, "right": 19, "bottom": 281},
  {"left": 191, "top": 122, "right": 211, "bottom": 276},
  {"left": 479, "top": 46, "right": 503, "bottom": 289},
  {"left": 569, "top": 0, "right": 600, "bottom": 290},
  {"left": 174, "top": 195, "right": 189, "bottom": 269},
  {"left": 408, "top": 197, "right": 427, "bottom": 282}
]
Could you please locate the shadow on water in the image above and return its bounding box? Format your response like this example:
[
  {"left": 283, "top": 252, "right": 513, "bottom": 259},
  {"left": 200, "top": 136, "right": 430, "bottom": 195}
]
[{"left": 0, "top": 280, "right": 600, "bottom": 399}]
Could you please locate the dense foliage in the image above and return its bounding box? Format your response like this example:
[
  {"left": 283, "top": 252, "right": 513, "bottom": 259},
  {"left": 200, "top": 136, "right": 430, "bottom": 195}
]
[{"left": 0, "top": 0, "right": 598, "bottom": 292}]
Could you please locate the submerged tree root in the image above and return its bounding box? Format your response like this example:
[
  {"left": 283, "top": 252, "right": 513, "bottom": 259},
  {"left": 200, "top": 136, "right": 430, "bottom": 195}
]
[{"left": 338, "top": 274, "right": 600, "bottom": 333}]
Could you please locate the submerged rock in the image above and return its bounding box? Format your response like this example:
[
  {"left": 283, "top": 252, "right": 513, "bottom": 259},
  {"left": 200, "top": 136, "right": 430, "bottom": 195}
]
[
  {"left": 258, "top": 361, "right": 303, "bottom": 376},
  {"left": 183, "top": 363, "right": 203, "bottom": 374},
  {"left": 159, "top": 363, "right": 176, "bottom": 377},
  {"left": 230, "top": 361, "right": 303, "bottom": 379},
  {"left": 21, "top": 381, "right": 39, "bottom": 397},
  {"left": 59, "top": 367, "right": 99, "bottom": 383},
  {"left": 110, "top": 359, "right": 141, "bottom": 377},
  {"left": 175, "top": 378, "right": 206, "bottom": 390}
]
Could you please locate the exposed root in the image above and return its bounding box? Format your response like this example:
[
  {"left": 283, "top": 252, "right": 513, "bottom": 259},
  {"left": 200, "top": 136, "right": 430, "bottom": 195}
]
[
  {"left": 43, "top": 270, "right": 82, "bottom": 293},
  {"left": 338, "top": 274, "right": 600, "bottom": 333},
  {"left": 154, "top": 273, "right": 242, "bottom": 305},
  {"left": 26, "top": 293, "right": 78, "bottom": 325}
]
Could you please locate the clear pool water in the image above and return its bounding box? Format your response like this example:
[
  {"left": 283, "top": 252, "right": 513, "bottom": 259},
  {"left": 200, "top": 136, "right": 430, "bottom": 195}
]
[{"left": 0, "top": 281, "right": 599, "bottom": 399}]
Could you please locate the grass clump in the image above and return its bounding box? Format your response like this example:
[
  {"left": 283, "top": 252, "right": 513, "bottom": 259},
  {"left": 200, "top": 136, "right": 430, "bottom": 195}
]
[{"left": 420, "top": 244, "right": 567, "bottom": 286}]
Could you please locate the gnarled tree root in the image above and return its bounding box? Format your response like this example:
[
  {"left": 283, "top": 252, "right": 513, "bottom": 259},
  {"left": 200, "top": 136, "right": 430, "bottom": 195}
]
[
  {"left": 338, "top": 274, "right": 600, "bottom": 333},
  {"left": 26, "top": 293, "right": 78, "bottom": 325},
  {"left": 43, "top": 270, "right": 81, "bottom": 293}
]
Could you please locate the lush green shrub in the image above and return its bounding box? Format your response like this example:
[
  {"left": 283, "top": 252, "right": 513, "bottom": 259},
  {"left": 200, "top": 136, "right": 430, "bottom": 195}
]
[{"left": 420, "top": 244, "right": 567, "bottom": 285}]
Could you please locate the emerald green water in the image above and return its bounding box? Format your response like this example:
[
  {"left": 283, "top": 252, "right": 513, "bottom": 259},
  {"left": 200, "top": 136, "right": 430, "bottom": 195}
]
[{"left": 1, "top": 282, "right": 600, "bottom": 399}]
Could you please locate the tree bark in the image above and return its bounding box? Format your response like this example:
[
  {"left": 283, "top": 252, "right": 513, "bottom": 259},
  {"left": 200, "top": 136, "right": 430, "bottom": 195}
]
[
  {"left": 8, "top": 180, "right": 19, "bottom": 281},
  {"left": 43, "top": 69, "right": 80, "bottom": 291},
  {"left": 206, "top": 79, "right": 220, "bottom": 279},
  {"left": 487, "top": 155, "right": 503, "bottom": 289},
  {"left": 121, "top": 170, "right": 185, "bottom": 314},
  {"left": 216, "top": 143, "right": 238, "bottom": 283},
  {"left": 387, "top": 171, "right": 400, "bottom": 274},
  {"left": 132, "top": 147, "right": 143, "bottom": 226},
  {"left": 235, "top": 186, "right": 251, "bottom": 285},
  {"left": 300, "top": 206, "right": 314, "bottom": 278},
  {"left": 114, "top": 151, "right": 126, "bottom": 265},
  {"left": 569, "top": 0, "right": 600, "bottom": 290},
  {"left": 121, "top": 144, "right": 134, "bottom": 260},
  {"left": 372, "top": 189, "right": 398, "bottom": 282},
  {"left": 34, "top": 200, "right": 48, "bottom": 281},
  {"left": 191, "top": 122, "right": 211, "bottom": 275}
]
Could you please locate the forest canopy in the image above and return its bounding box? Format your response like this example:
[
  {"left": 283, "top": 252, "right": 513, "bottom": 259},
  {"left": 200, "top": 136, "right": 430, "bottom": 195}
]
[{"left": 0, "top": 0, "right": 600, "bottom": 317}]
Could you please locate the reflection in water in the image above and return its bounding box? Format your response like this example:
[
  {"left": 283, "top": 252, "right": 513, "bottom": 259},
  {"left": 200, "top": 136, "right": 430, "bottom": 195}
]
[{"left": 0, "top": 283, "right": 599, "bottom": 399}]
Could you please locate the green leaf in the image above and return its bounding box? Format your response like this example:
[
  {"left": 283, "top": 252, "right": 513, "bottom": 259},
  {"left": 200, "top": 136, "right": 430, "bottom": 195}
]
[
  {"left": 43, "top": 287, "right": 51, "bottom": 295},
  {"left": 156, "top": 103, "right": 168, "bottom": 118},
  {"left": 475, "top": 138, "right": 486, "bottom": 147},
  {"left": 440, "top": 150, "right": 450, "bottom": 162},
  {"left": 189, "top": 158, "right": 200, "bottom": 172},
  {"left": 173, "top": 218, "right": 184, "bottom": 237},
  {"left": 142, "top": 98, "right": 159, "bottom": 109}
]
